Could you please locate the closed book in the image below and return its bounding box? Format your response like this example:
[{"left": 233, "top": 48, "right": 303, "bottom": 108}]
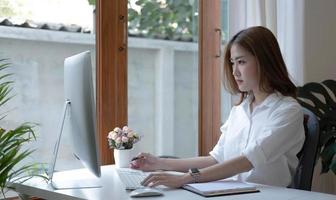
[{"left": 183, "top": 180, "right": 259, "bottom": 197}]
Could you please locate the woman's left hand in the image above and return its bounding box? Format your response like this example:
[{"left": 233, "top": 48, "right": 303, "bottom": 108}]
[{"left": 141, "top": 172, "right": 191, "bottom": 188}]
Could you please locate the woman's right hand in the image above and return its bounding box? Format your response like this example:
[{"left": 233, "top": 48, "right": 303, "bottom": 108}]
[{"left": 129, "top": 152, "right": 161, "bottom": 171}]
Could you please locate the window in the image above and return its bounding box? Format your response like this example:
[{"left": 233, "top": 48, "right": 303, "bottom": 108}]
[
  {"left": 0, "top": 0, "right": 229, "bottom": 169},
  {"left": 97, "top": 0, "right": 228, "bottom": 163}
]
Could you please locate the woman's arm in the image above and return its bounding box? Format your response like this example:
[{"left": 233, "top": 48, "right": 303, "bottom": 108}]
[
  {"left": 194, "top": 155, "right": 253, "bottom": 183},
  {"left": 141, "top": 155, "right": 253, "bottom": 188},
  {"left": 130, "top": 152, "right": 217, "bottom": 172},
  {"left": 159, "top": 156, "right": 218, "bottom": 172}
]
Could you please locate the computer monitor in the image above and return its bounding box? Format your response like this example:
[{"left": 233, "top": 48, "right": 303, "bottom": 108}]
[{"left": 48, "top": 51, "right": 101, "bottom": 189}]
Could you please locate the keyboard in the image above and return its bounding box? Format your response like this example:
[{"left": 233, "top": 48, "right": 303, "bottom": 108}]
[{"left": 116, "top": 168, "right": 148, "bottom": 190}]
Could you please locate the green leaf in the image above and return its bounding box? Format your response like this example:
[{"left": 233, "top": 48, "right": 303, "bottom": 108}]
[
  {"left": 128, "top": 0, "right": 197, "bottom": 41},
  {"left": 136, "top": 0, "right": 147, "bottom": 6},
  {"left": 320, "top": 143, "right": 336, "bottom": 173},
  {"left": 87, "top": 0, "right": 96, "bottom": 5},
  {"left": 128, "top": 8, "right": 139, "bottom": 21},
  {"left": 319, "top": 130, "right": 336, "bottom": 148},
  {"left": 320, "top": 143, "right": 336, "bottom": 162},
  {"left": 0, "top": 73, "right": 13, "bottom": 81},
  {"left": 0, "top": 60, "right": 14, "bottom": 108},
  {"left": 0, "top": 59, "right": 10, "bottom": 71}
]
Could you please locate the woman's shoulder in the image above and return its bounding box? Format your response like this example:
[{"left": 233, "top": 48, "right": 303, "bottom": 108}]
[
  {"left": 271, "top": 94, "right": 303, "bottom": 119},
  {"left": 277, "top": 94, "right": 301, "bottom": 110},
  {"left": 230, "top": 92, "right": 302, "bottom": 115}
]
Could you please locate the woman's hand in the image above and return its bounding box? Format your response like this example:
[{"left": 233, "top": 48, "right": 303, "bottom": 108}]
[
  {"left": 141, "top": 172, "right": 192, "bottom": 188},
  {"left": 129, "top": 152, "right": 162, "bottom": 171}
]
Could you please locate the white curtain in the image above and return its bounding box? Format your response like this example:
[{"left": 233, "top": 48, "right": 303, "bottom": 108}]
[{"left": 228, "top": 0, "right": 305, "bottom": 85}]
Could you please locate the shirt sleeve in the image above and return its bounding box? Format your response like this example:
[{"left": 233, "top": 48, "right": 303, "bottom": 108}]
[
  {"left": 242, "top": 101, "right": 305, "bottom": 168},
  {"left": 209, "top": 108, "right": 233, "bottom": 163}
]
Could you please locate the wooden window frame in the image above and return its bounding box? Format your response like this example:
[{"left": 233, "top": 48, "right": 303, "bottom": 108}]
[
  {"left": 96, "top": 0, "right": 128, "bottom": 165},
  {"left": 96, "top": 0, "right": 221, "bottom": 164},
  {"left": 198, "top": 0, "right": 221, "bottom": 156}
]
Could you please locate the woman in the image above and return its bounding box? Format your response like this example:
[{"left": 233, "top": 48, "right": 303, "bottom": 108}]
[{"left": 130, "top": 26, "right": 305, "bottom": 188}]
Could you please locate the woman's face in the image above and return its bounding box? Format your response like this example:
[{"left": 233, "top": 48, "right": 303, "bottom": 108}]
[{"left": 230, "top": 44, "right": 259, "bottom": 93}]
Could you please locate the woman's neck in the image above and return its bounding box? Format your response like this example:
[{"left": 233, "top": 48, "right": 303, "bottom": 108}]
[
  {"left": 250, "top": 90, "right": 270, "bottom": 111},
  {"left": 253, "top": 91, "right": 269, "bottom": 105}
]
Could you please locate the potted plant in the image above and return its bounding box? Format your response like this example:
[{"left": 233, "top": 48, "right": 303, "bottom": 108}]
[
  {"left": 107, "top": 126, "right": 140, "bottom": 168},
  {"left": 0, "top": 59, "right": 45, "bottom": 198},
  {"left": 297, "top": 80, "right": 336, "bottom": 175}
]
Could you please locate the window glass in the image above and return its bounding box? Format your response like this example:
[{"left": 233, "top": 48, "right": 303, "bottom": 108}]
[
  {"left": 220, "top": 0, "right": 231, "bottom": 125},
  {"left": 127, "top": 0, "right": 199, "bottom": 158},
  {"left": 0, "top": 0, "right": 95, "bottom": 172},
  {"left": 0, "top": 0, "right": 93, "bottom": 30}
]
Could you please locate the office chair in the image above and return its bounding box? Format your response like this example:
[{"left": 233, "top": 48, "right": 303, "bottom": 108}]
[
  {"left": 292, "top": 79, "right": 336, "bottom": 190},
  {"left": 291, "top": 107, "right": 319, "bottom": 191}
]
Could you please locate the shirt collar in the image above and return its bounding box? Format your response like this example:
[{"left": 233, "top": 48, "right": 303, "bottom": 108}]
[
  {"left": 256, "top": 91, "right": 283, "bottom": 108},
  {"left": 240, "top": 91, "right": 283, "bottom": 116}
]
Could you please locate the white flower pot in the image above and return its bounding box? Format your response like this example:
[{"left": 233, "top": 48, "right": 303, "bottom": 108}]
[{"left": 114, "top": 148, "right": 136, "bottom": 168}]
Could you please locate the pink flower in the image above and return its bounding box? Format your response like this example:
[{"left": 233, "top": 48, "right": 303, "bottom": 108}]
[
  {"left": 115, "top": 137, "right": 122, "bottom": 144},
  {"left": 107, "top": 126, "right": 141, "bottom": 149},
  {"left": 108, "top": 131, "right": 118, "bottom": 140},
  {"left": 121, "top": 136, "right": 129, "bottom": 143},
  {"left": 122, "top": 126, "right": 130, "bottom": 132},
  {"left": 127, "top": 131, "right": 134, "bottom": 138},
  {"left": 114, "top": 127, "right": 121, "bottom": 133}
]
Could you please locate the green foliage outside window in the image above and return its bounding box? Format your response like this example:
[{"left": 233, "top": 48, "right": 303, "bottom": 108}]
[
  {"left": 128, "top": 0, "right": 199, "bottom": 42},
  {"left": 2, "top": 0, "right": 229, "bottom": 42},
  {"left": 87, "top": 0, "right": 96, "bottom": 5},
  {"left": 0, "top": 0, "right": 28, "bottom": 19}
]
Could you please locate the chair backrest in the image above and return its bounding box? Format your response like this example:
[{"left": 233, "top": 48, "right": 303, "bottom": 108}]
[
  {"left": 291, "top": 107, "right": 319, "bottom": 191},
  {"left": 293, "top": 79, "right": 336, "bottom": 190}
]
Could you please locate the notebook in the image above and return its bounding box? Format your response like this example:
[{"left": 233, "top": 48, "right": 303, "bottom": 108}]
[{"left": 183, "top": 180, "right": 259, "bottom": 197}]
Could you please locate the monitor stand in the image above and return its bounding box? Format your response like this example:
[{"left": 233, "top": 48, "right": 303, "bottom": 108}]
[{"left": 48, "top": 100, "right": 101, "bottom": 190}]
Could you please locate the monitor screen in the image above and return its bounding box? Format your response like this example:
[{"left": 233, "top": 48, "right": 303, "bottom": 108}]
[
  {"left": 64, "top": 51, "right": 101, "bottom": 178},
  {"left": 48, "top": 51, "right": 101, "bottom": 189}
]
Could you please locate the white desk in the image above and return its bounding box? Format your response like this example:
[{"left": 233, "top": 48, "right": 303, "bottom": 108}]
[{"left": 14, "top": 165, "right": 336, "bottom": 200}]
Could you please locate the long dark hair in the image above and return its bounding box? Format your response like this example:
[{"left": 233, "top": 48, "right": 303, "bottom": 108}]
[{"left": 223, "top": 26, "right": 297, "bottom": 104}]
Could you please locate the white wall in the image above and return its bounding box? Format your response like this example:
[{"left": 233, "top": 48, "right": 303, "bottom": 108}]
[
  {"left": 303, "top": 0, "right": 336, "bottom": 83},
  {"left": 303, "top": 0, "right": 336, "bottom": 194}
]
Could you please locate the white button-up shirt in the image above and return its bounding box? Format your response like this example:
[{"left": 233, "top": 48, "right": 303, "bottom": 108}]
[{"left": 209, "top": 92, "right": 305, "bottom": 187}]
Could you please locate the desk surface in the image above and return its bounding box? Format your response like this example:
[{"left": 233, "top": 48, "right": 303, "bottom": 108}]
[{"left": 14, "top": 165, "right": 336, "bottom": 200}]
